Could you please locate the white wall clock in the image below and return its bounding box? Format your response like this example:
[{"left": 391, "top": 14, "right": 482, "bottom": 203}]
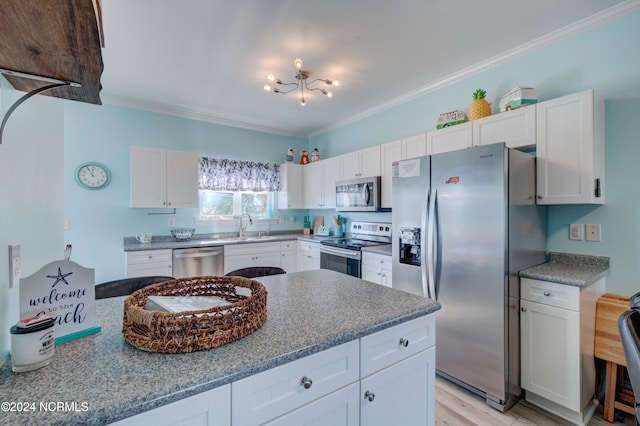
[{"left": 75, "top": 162, "right": 112, "bottom": 190}]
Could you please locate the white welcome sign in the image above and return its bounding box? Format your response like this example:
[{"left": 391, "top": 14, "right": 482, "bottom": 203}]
[{"left": 20, "top": 260, "right": 101, "bottom": 344}]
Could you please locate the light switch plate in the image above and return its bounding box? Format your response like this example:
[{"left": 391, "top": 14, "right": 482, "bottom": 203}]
[
  {"left": 9, "top": 244, "right": 20, "bottom": 288},
  {"left": 569, "top": 224, "right": 583, "bottom": 241},
  {"left": 586, "top": 224, "right": 601, "bottom": 242}
]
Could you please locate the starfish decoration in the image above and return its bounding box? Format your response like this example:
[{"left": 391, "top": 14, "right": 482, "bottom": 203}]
[{"left": 47, "top": 267, "right": 73, "bottom": 288}]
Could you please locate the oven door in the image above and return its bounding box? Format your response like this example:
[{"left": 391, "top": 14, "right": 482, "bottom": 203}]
[{"left": 320, "top": 246, "right": 361, "bottom": 278}]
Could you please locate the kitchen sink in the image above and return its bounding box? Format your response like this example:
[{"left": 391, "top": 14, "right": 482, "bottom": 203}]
[{"left": 197, "top": 236, "right": 278, "bottom": 244}]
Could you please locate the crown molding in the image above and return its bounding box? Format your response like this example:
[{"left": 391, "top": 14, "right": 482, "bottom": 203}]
[
  {"left": 311, "top": 0, "right": 640, "bottom": 137},
  {"left": 100, "top": 94, "right": 308, "bottom": 138},
  {"left": 102, "top": 1, "right": 640, "bottom": 140}
]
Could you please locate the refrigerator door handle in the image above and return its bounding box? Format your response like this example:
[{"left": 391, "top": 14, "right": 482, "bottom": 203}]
[
  {"left": 427, "top": 188, "right": 437, "bottom": 300},
  {"left": 421, "top": 189, "right": 430, "bottom": 298}
]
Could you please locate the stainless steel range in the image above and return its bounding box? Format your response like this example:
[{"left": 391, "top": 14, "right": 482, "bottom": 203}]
[{"left": 320, "top": 221, "right": 392, "bottom": 278}]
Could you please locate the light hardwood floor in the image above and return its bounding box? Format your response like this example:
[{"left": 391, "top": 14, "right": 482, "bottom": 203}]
[{"left": 435, "top": 376, "right": 635, "bottom": 426}]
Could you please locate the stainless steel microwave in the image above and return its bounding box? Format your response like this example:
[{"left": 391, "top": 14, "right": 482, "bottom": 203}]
[{"left": 335, "top": 176, "right": 381, "bottom": 212}]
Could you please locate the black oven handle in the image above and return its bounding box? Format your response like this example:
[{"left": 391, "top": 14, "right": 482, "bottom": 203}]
[{"left": 319, "top": 246, "right": 361, "bottom": 259}]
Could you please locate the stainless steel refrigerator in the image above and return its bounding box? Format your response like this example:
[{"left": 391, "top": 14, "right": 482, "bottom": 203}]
[{"left": 392, "top": 142, "right": 546, "bottom": 411}]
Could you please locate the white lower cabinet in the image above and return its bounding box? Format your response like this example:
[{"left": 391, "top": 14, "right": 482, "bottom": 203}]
[
  {"left": 111, "top": 385, "right": 230, "bottom": 426},
  {"left": 264, "top": 382, "right": 359, "bottom": 426},
  {"left": 360, "top": 314, "right": 436, "bottom": 426},
  {"left": 298, "top": 240, "right": 321, "bottom": 272},
  {"left": 361, "top": 252, "right": 392, "bottom": 287},
  {"left": 110, "top": 315, "right": 435, "bottom": 426},
  {"left": 280, "top": 240, "right": 298, "bottom": 273},
  {"left": 126, "top": 249, "right": 173, "bottom": 278},
  {"left": 360, "top": 349, "right": 435, "bottom": 426},
  {"left": 233, "top": 314, "right": 435, "bottom": 426},
  {"left": 224, "top": 242, "right": 282, "bottom": 274},
  {"left": 231, "top": 340, "right": 360, "bottom": 425},
  {"left": 520, "top": 277, "right": 605, "bottom": 425}
]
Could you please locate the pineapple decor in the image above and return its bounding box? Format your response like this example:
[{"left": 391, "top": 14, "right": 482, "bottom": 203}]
[{"left": 468, "top": 88, "right": 492, "bottom": 120}]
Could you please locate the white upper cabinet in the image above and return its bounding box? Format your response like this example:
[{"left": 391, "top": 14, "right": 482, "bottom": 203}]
[
  {"left": 426, "top": 121, "right": 473, "bottom": 155},
  {"left": 472, "top": 105, "right": 536, "bottom": 149},
  {"left": 303, "top": 157, "right": 339, "bottom": 209},
  {"left": 130, "top": 146, "right": 199, "bottom": 208},
  {"left": 402, "top": 133, "right": 428, "bottom": 159},
  {"left": 536, "top": 90, "right": 605, "bottom": 205},
  {"left": 340, "top": 146, "right": 381, "bottom": 179},
  {"left": 380, "top": 140, "right": 402, "bottom": 209},
  {"left": 278, "top": 162, "right": 304, "bottom": 209}
]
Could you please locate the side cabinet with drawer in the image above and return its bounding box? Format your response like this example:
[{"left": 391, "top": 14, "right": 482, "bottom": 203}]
[
  {"left": 224, "top": 242, "right": 282, "bottom": 274},
  {"left": 361, "top": 252, "right": 392, "bottom": 287},
  {"left": 360, "top": 314, "right": 436, "bottom": 426},
  {"left": 520, "top": 277, "right": 605, "bottom": 425},
  {"left": 125, "top": 249, "right": 173, "bottom": 278}
]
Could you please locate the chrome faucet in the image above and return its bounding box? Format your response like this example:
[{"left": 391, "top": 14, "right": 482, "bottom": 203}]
[{"left": 239, "top": 212, "right": 253, "bottom": 237}]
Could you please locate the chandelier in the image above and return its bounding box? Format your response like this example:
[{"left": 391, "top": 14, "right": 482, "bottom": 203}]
[{"left": 263, "top": 58, "right": 339, "bottom": 106}]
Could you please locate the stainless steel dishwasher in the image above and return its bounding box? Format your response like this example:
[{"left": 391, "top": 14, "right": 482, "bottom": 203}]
[{"left": 172, "top": 246, "right": 224, "bottom": 278}]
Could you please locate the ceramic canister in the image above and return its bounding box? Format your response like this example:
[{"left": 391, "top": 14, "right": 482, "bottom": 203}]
[{"left": 10, "top": 314, "right": 55, "bottom": 373}]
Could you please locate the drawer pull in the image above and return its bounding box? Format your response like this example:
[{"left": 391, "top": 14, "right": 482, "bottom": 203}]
[
  {"left": 364, "top": 390, "right": 375, "bottom": 402},
  {"left": 300, "top": 376, "right": 313, "bottom": 389},
  {"left": 399, "top": 338, "right": 409, "bottom": 348},
  {"left": 543, "top": 290, "right": 551, "bottom": 297},
  {"left": 521, "top": 307, "right": 527, "bottom": 312}
]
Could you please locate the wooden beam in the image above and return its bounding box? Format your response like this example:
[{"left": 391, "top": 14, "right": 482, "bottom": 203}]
[{"left": 0, "top": 0, "right": 103, "bottom": 104}]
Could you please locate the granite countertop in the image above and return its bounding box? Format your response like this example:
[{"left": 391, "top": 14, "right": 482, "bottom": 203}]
[
  {"left": 0, "top": 269, "right": 440, "bottom": 426},
  {"left": 519, "top": 252, "right": 610, "bottom": 287},
  {"left": 124, "top": 232, "right": 329, "bottom": 251},
  {"left": 362, "top": 244, "right": 392, "bottom": 255}
]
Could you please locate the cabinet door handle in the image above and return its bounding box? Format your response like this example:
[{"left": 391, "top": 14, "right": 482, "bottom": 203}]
[
  {"left": 300, "top": 376, "right": 313, "bottom": 389},
  {"left": 537, "top": 195, "right": 543, "bottom": 199},
  {"left": 543, "top": 290, "right": 551, "bottom": 297},
  {"left": 364, "top": 390, "right": 375, "bottom": 402},
  {"left": 521, "top": 307, "right": 527, "bottom": 312},
  {"left": 399, "top": 338, "right": 409, "bottom": 348}
]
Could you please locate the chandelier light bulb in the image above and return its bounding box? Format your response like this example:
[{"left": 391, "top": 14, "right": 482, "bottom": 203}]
[{"left": 264, "top": 58, "right": 338, "bottom": 106}]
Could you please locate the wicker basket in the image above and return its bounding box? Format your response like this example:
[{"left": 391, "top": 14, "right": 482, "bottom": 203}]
[{"left": 122, "top": 276, "right": 267, "bottom": 354}]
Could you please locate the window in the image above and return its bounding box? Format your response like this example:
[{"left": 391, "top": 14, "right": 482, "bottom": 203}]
[
  {"left": 198, "top": 157, "right": 280, "bottom": 221},
  {"left": 199, "top": 190, "right": 275, "bottom": 220}
]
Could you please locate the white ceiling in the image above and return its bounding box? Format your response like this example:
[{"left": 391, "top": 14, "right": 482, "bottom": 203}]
[{"left": 99, "top": 0, "right": 632, "bottom": 138}]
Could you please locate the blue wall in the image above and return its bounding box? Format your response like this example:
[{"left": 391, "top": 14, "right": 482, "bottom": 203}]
[
  {"left": 308, "top": 11, "right": 640, "bottom": 296},
  {"left": 64, "top": 104, "right": 308, "bottom": 283},
  {"left": 1, "top": 83, "right": 65, "bottom": 362},
  {"left": 62, "top": 10, "right": 640, "bottom": 294}
]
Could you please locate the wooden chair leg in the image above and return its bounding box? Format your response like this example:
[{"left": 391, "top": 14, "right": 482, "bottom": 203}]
[{"left": 604, "top": 361, "right": 618, "bottom": 422}]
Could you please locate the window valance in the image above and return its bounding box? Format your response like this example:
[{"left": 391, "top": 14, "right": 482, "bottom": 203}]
[{"left": 199, "top": 157, "right": 281, "bottom": 192}]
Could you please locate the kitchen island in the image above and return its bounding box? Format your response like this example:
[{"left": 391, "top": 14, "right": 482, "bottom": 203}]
[{"left": 0, "top": 269, "right": 440, "bottom": 425}]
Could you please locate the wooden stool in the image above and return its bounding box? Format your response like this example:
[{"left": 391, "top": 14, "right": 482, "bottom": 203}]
[{"left": 594, "top": 294, "right": 635, "bottom": 422}]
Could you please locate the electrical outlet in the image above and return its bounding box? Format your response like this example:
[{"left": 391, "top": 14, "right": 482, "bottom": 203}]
[
  {"left": 586, "top": 224, "right": 601, "bottom": 242},
  {"left": 569, "top": 224, "right": 583, "bottom": 241},
  {"left": 168, "top": 218, "right": 175, "bottom": 227},
  {"left": 279, "top": 216, "right": 284, "bottom": 224},
  {"left": 290, "top": 217, "right": 295, "bottom": 224},
  {"left": 9, "top": 244, "right": 20, "bottom": 288}
]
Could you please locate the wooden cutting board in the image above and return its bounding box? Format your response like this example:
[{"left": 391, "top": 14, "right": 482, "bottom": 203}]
[{"left": 594, "top": 293, "right": 631, "bottom": 365}]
